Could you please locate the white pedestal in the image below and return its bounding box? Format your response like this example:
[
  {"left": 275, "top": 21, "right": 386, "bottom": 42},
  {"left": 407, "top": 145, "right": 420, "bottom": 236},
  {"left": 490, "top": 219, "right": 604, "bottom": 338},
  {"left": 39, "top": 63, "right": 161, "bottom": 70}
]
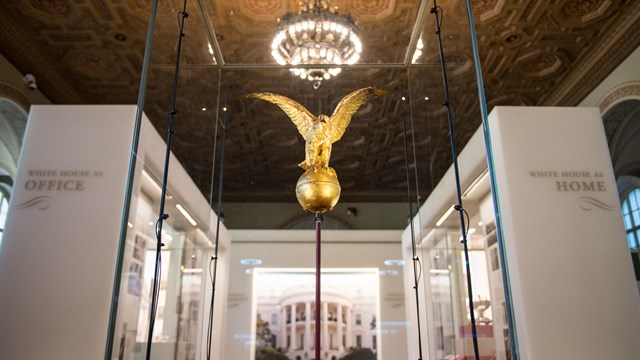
[
  {"left": 489, "top": 106, "right": 640, "bottom": 359},
  {"left": 0, "top": 105, "right": 137, "bottom": 360}
]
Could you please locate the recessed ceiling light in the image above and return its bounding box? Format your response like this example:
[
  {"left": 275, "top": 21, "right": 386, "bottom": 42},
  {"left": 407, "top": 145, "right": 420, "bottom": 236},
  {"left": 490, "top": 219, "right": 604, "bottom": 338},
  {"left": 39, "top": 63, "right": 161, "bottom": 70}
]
[
  {"left": 240, "top": 258, "right": 263, "bottom": 266},
  {"left": 384, "top": 259, "right": 405, "bottom": 266},
  {"left": 201, "top": 107, "right": 207, "bottom": 111},
  {"left": 182, "top": 268, "right": 203, "bottom": 273},
  {"left": 436, "top": 205, "right": 456, "bottom": 226},
  {"left": 176, "top": 204, "right": 197, "bottom": 226}
]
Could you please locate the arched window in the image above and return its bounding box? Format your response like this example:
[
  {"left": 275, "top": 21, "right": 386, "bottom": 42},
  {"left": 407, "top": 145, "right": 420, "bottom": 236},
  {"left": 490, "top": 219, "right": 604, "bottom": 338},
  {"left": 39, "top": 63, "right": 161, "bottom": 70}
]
[
  {"left": 622, "top": 188, "right": 640, "bottom": 249},
  {"left": 0, "top": 188, "right": 8, "bottom": 244}
]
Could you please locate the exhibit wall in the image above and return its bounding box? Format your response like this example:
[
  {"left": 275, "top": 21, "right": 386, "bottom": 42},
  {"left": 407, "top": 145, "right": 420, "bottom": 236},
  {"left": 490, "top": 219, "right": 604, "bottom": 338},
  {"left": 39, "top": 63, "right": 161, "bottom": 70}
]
[
  {"left": 488, "top": 106, "right": 640, "bottom": 359},
  {"left": 227, "top": 230, "right": 408, "bottom": 360},
  {"left": 0, "top": 105, "right": 137, "bottom": 360},
  {"left": 404, "top": 106, "right": 640, "bottom": 360}
]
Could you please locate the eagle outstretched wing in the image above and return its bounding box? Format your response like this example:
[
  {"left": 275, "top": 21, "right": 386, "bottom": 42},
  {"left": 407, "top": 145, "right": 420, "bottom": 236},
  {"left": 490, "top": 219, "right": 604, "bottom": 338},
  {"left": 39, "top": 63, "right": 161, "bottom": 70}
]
[
  {"left": 247, "top": 92, "right": 316, "bottom": 140},
  {"left": 328, "top": 87, "right": 388, "bottom": 143}
]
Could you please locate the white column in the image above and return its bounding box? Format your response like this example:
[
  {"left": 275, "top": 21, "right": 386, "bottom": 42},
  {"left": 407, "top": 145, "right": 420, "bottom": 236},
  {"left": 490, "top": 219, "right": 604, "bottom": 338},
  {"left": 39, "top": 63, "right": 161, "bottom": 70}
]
[
  {"left": 291, "top": 303, "right": 297, "bottom": 350},
  {"left": 337, "top": 304, "right": 344, "bottom": 351},
  {"left": 346, "top": 307, "right": 352, "bottom": 348},
  {"left": 322, "top": 302, "right": 329, "bottom": 352},
  {"left": 305, "top": 301, "right": 311, "bottom": 352},
  {"left": 281, "top": 306, "right": 287, "bottom": 348}
]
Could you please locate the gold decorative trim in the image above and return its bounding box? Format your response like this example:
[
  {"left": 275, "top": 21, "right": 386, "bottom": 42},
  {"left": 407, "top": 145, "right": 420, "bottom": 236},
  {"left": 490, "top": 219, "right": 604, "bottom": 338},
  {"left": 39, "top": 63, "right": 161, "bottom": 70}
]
[
  {"left": 599, "top": 81, "right": 640, "bottom": 114},
  {"left": 0, "top": 82, "right": 31, "bottom": 111}
]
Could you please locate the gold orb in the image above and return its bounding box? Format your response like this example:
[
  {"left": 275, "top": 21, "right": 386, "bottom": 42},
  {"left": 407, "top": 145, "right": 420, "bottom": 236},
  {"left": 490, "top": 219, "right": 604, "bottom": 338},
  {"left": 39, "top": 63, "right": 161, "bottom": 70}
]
[{"left": 295, "top": 169, "right": 341, "bottom": 213}]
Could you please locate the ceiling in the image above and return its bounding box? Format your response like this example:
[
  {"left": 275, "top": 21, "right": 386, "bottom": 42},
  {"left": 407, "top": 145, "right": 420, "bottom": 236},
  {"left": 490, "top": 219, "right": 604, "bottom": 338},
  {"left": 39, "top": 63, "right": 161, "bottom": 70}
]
[{"left": 1, "top": 0, "right": 639, "bottom": 204}]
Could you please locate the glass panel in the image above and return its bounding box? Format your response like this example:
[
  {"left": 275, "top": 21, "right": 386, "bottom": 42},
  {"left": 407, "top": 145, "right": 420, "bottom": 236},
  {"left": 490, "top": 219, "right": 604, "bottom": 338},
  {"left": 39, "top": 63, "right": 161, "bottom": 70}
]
[
  {"left": 405, "top": 1, "right": 516, "bottom": 358},
  {"left": 0, "top": 196, "right": 7, "bottom": 228},
  {"left": 108, "top": 0, "right": 498, "bottom": 359},
  {"left": 0, "top": 196, "right": 7, "bottom": 244},
  {"left": 624, "top": 213, "right": 632, "bottom": 230},
  {"left": 420, "top": 224, "right": 507, "bottom": 360},
  {"left": 107, "top": 2, "right": 222, "bottom": 359},
  {"left": 628, "top": 232, "right": 637, "bottom": 250},
  {"left": 632, "top": 209, "right": 640, "bottom": 228},
  {"left": 630, "top": 189, "right": 639, "bottom": 210},
  {"left": 622, "top": 198, "right": 630, "bottom": 216}
]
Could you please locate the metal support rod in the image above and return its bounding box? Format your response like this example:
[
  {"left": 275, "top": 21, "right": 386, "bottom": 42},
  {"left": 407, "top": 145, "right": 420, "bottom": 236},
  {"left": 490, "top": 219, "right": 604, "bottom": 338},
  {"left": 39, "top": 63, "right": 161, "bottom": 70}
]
[
  {"left": 431, "top": 1, "right": 480, "bottom": 359},
  {"left": 105, "top": 0, "right": 159, "bottom": 358},
  {"left": 145, "top": 1, "right": 189, "bottom": 359},
  {"left": 315, "top": 212, "right": 323, "bottom": 360},
  {"left": 206, "top": 88, "right": 229, "bottom": 360},
  {"left": 463, "top": 0, "right": 519, "bottom": 357},
  {"left": 400, "top": 89, "right": 424, "bottom": 360}
]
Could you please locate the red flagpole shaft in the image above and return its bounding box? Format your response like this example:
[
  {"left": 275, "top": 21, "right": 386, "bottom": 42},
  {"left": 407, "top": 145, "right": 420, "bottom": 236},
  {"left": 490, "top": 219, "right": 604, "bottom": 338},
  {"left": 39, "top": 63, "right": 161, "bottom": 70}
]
[{"left": 315, "top": 214, "right": 322, "bottom": 360}]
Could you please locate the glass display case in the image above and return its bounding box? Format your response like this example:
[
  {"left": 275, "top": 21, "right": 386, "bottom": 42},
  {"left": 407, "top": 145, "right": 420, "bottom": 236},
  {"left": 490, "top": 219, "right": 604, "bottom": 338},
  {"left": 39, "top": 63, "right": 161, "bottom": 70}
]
[{"left": 105, "top": 0, "right": 515, "bottom": 359}]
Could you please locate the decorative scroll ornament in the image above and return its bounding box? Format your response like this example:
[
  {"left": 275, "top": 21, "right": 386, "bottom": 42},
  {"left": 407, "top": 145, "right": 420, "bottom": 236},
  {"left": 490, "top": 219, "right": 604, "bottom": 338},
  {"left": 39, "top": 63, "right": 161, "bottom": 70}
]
[
  {"left": 248, "top": 87, "right": 387, "bottom": 213},
  {"left": 577, "top": 196, "right": 614, "bottom": 211},
  {"left": 13, "top": 195, "right": 53, "bottom": 210}
]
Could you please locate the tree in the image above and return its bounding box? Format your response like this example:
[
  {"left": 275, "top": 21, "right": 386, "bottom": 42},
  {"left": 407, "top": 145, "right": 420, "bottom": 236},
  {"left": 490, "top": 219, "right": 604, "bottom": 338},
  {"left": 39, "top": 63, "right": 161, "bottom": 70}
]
[
  {"left": 339, "top": 347, "right": 376, "bottom": 360},
  {"left": 255, "top": 347, "right": 289, "bottom": 360},
  {"left": 255, "top": 314, "right": 273, "bottom": 348},
  {"left": 255, "top": 315, "right": 288, "bottom": 360}
]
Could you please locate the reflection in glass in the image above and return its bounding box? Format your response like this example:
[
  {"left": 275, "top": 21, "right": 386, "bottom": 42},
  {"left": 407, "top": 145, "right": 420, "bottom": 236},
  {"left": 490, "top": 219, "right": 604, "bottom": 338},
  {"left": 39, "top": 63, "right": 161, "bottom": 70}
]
[{"left": 422, "top": 224, "right": 510, "bottom": 360}]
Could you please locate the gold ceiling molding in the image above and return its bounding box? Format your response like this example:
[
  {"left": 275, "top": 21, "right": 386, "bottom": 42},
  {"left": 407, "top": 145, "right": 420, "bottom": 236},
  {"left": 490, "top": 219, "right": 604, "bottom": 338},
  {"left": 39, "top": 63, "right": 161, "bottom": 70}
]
[
  {"left": 520, "top": 53, "right": 563, "bottom": 77},
  {"left": 599, "top": 81, "right": 640, "bottom": 114},
  {"left": 476, "top": 0, "right": 505, "bottom": 22},
  {"left": 241, "top": 0, "right": 284, "bottom": 15},
  {"left": 0, "top": 82, "right": 31, "bottom": 112},
  {"left": 544, "top": 7, "right": 640, "bottom": 106},
  {"left": 27, "top": 0, "right": 71, "bottom": 16},
  {"left": 351, "top": 0, "right": 395, "bottom": 19},
  {"left": 563, "top": 0, "right": 610, "bottom": 18}
]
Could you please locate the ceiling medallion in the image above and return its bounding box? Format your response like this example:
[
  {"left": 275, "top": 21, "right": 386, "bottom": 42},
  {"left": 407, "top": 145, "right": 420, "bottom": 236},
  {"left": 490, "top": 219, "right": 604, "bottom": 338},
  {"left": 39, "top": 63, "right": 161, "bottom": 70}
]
[{"left": 271, "top": 0, "right": 362, "bottom": 82}]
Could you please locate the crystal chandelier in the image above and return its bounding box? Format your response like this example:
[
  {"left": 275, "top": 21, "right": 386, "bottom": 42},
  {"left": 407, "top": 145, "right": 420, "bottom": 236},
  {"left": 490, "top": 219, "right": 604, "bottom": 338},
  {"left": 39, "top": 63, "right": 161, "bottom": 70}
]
[{"left": 271, "top": 0, "right": 362, "bottom": 82}]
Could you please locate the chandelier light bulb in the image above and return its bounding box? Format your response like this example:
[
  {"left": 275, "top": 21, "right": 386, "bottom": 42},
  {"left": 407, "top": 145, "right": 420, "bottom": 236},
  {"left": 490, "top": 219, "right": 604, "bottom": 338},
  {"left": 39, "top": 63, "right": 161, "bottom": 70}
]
[{"left": 271, "top": 0, "right": 362, "bottom": 82}]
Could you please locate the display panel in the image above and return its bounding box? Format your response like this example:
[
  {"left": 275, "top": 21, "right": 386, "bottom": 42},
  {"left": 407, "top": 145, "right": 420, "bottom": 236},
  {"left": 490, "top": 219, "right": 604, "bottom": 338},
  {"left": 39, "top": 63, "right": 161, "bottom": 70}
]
[
  {"left": 252, "top": 268, "right": 381, "bottom": 360},
  {"left": 227, "top": 231, "right": 408, "bottom": 360}
]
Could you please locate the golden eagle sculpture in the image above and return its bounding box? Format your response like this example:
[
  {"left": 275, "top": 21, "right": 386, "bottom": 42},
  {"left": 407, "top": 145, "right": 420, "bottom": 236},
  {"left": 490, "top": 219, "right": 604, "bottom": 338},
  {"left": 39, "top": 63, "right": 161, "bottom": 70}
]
[{"left": 248, "top": 87, "right": 387, "bottom": 213}]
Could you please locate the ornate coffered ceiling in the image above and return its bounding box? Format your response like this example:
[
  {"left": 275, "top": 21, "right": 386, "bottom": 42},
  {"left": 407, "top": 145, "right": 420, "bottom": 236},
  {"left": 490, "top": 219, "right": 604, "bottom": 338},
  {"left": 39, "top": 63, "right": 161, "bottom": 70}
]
[{"left": 1, "top": 0, "right": 639, "bottom": 203}]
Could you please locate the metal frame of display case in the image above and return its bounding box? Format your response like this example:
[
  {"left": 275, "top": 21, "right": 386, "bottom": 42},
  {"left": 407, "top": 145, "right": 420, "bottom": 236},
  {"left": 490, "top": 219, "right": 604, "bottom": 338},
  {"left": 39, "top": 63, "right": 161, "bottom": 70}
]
[{"left": 104, "top": 0, "right": 520, "bottom": 359}]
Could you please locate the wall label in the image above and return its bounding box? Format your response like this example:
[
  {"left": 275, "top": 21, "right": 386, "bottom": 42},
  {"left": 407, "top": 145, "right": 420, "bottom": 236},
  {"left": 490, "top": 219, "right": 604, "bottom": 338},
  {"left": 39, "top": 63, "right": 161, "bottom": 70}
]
[
  {"left": 14, "top": 168, "right": 105, "bottom": 210},
  {"left": 528, "top": 169, "right": 612, "bottom": 210}
]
